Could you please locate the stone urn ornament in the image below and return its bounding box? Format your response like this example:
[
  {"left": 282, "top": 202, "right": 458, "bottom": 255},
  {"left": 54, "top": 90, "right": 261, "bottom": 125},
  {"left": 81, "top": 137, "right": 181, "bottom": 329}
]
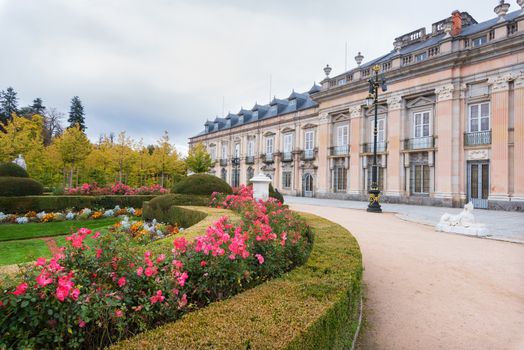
[{"left": 12, "top": 154, "right": 27, "bottom": 170}]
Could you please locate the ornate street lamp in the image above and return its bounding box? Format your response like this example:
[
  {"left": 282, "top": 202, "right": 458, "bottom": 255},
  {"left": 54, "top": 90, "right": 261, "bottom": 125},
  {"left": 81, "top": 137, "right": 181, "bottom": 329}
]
[{"left": 366, "top": 65, "right": 387, "bottom": 213}]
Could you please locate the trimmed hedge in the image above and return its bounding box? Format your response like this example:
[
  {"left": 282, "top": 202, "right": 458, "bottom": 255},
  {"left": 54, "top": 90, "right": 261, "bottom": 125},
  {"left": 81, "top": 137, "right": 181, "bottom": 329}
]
[
  {"left": 143, "top": 194, "right": 210, "bottom": 223},
  {"left": 111, "top": 212, "right": 363, "bottom": 350},
  {"left": 0, "top": 162, "right": 29, "bottom": 178},
  {"left": 172, "top": 174, "right": 232, "bottom": 196},
  {"left": 0, "top": 195, "right": 160, "bottom": 213},
  {"left": 0, "top": 177, "right": 43, "bottom": 197}
]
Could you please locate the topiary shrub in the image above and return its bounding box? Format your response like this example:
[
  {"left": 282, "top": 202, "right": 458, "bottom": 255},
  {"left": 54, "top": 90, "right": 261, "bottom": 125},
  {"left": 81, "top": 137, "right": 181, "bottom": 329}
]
[
  {"left": 171, "top": 174, "right": 232, "bottom": 196},
  {"left": 0, "top": 163, "right": 29, "bottom": 178},
  {"left": 143, "top": 194, "right": 210, "bottom": 222},
  {"left": 0, "top": 177, "right": 43, "bottom": 196}
]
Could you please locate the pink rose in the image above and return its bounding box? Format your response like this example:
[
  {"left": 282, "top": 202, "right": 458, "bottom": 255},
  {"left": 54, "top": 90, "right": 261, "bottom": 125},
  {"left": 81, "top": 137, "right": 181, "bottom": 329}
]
[
  {"left": 200, "top": 261, "right": 207, "bottom": 267},
  {"left": 115, "top": 309, "right": 123, "bottom": 318},
  {"left": 136, "top": 267, "right": 144, "bottom": 276},
  {"left": 117, "top": 277, "right": 126, "bottom": 287},
  {"left": 36, "top": 272, "right": 53, "bottom": 287},
  {"left": 35, "top": 257, "right": 46, "bottom": 266},
  {"left": 78, "top": 319, "right": 86, "bottom": 328},
  {"left": 96, "top": 249, "right": 103, "bottom": 259},
  {"left": 255, "top": 254, "right": 265, "bottom": 265},
  {"left": 13, "top": 282, "right": 28, "bottom": 296},
  {"left": 71, "top": 288, "right": 80, "bottom": 301}
]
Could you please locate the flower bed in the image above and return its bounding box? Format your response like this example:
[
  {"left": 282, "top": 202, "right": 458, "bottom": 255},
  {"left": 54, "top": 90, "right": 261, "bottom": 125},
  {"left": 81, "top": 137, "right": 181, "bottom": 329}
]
[
  {"left": 0, "top": 194, "right": 209, "bottom": 214},
  {"left": 110, "top": 216, "right": 181, "bottom": 243},
  {"left": 0, "top": 191, "right": 313, "bottom": 349},
  {"left": 111, "top": 212, "right": 362, "bottom": 350},
  {"left": 66, "top": 183, "right": 168, "bottom": 196},
  {"left": 0, "top": 206, "right": 142, "bottom": 225}
]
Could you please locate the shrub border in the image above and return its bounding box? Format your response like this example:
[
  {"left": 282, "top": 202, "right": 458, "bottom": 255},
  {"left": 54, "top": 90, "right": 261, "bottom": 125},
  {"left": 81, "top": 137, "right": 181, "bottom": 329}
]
[{"left": 111, "top": 211, "right": 363, "bottom": 350}]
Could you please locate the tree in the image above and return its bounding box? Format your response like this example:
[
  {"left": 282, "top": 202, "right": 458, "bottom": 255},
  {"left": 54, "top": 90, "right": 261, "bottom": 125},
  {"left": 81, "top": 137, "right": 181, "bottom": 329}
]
[
  {"left": 54, "top": 125, "right": 92, "bottom": 187},
  {"left": 0, "top": 87, "right": 19, "bottom": 125},
  {"left": 31, "top": 98, "right": 46, "bottom": 115},
  {"left": 67, "top": 96, "right": 86, "bottom": 131},
  {"left": 114, "top": 131, "right": 135, "bottom": 183},
  {"left": 151, "top": 131, "right": 185, "bottom": 187},
  {"left": 43, "top": 107, "right": 64, "bottom": 145},
  {"left": 186, "top": 142, "right": 212, "bottom": 173}
]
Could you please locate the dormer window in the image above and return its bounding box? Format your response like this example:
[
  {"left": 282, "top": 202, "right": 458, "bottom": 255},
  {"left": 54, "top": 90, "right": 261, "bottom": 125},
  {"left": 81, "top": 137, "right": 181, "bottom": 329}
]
[
  {"left": 253, "top": 111, "right": 258, "bottom": 118},
  {"left": 289, "top": 99, "right": 296, "bottom": 106},
  {"left": 471, "top": 35, "right": 487, "bottom": 47},
  {"left": 415, "top": 52, "right": 427, "bottom": 62},
  {"left": 239, "top": 116, "right": 244, "bottom": 124},
  {"left": 270, "top": 105, "right": 278, "bottom": 113}
]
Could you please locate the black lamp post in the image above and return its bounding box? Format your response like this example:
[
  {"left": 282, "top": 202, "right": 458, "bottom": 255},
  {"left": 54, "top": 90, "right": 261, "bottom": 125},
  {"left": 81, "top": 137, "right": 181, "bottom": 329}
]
[{"left": 365, "top": 65, "right": 387, "bottom": 213}]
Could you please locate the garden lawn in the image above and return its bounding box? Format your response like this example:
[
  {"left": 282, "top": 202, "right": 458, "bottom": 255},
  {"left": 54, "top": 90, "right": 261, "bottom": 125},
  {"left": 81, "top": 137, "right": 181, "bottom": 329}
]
[
  {"left": 0, "top": 239, "right": 51, "bottom": 266},
  {"left": 0, "top": 217, "right": 119, "bottom": 241}
]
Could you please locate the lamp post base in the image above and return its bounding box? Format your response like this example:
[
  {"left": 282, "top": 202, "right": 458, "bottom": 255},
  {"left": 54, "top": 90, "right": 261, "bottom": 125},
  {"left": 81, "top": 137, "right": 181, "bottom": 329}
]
[{"left": 367, "top": 188, "right": 382, "bottom": 213}]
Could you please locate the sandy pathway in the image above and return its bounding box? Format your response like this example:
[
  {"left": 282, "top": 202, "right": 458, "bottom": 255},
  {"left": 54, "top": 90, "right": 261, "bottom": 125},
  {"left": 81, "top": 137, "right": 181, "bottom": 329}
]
[{"left": 290, "top": 204, "right": 524, "bottom": 350}]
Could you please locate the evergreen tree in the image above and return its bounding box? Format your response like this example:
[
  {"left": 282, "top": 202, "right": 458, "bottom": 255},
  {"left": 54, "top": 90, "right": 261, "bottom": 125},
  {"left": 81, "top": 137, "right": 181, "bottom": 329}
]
[
  {"left": 31, "top": 98, "right": 46, "bottom": 115},
  {"left": 0, "top": 87, "right": 19, "bottom": 124},
  {"left": 67, "top": 96, "right": 86, "bottom": 131}
]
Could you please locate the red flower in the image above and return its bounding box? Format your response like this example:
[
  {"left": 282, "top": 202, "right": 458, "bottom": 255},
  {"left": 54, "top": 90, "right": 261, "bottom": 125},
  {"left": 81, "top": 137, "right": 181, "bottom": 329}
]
[
  {"left": 150, "top": 290, "right": 165, "bottom": 304},
  {"left": 144, "top": 266, "right": 157, "bottom": 277},
  {"left": 13, "top": 282, "right": 28, "bottom": 296},
  {"left": 117, "top": 277, "right": 127, "bottom": 287},
  {"left": 200, "top": 260, "right": 207, "bottom": 267},
  {"left": 35, "top": 257, "right": 46, "bottom": 267},
  {"left": 96, "top": 249, "right": 103, "bottom": 259}
]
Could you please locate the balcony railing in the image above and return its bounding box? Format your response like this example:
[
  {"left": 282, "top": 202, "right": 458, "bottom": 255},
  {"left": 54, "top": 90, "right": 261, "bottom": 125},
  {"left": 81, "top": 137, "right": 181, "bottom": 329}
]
[
  {"left": 362, "top": 142, "right": 387, "bottom": 153},
  {"left": 219, "top": 158, "right": 228, "bottom": 166},
  {"left": 330, "top": 145, "right": 350, "bottom": 156},
  {"left": 282, "top": 152, "right": 293, "bottom": 162},
  {"left": 464, "top": 130, "right": 491, "bottom": 146},
  {"left": 262, "top": 153, "right": 274, "bottom": 163},
  {"left": 245, "top": 155, "right": 255, "bottom": 164},
  {"left": 403, "top": 136, "right": 434, "bottom": 150},
  {"left": 302, "top": 149, "right": 315, "bottom": 160},
  {"left": 231, "top": 157, "right": 241, "bottom": 166}
]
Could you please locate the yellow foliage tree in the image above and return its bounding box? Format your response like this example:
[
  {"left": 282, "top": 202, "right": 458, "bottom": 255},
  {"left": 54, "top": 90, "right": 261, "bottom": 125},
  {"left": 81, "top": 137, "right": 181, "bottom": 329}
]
[
  {"left": 53, "top": 125, "right": 92, "bottom": 187},
  {"left": 150, "top": 131, "right": 186, "bottom": 187}
]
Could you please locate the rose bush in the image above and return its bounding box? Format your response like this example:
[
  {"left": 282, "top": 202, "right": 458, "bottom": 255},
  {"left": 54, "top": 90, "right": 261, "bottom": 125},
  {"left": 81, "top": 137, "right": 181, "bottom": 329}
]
[
  {"left": 66, "top": 183, "right": 168, "bottom": 196},
  {"left": 0, "top": 186, "right": 313, "bottom": 349}
]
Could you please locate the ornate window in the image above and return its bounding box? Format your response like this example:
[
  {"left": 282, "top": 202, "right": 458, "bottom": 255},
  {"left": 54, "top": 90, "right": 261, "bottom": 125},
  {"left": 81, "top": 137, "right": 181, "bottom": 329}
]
[
  {"left": 282, "top": 171, "right": 292, "bottom": 189},
  {"left": 413, "top": 111, "right": 431, "bottom": 138},
  {"left": 333, "top": 166, "right": 347, "bottom": 192},
  {"left": 247, "top": 139, "right": 255, "bottom": 157},
  {"left": 411, "top": 164, "right": 430, "bottom": 194},
  {"left": 469, "top": 102, "right": 490, "bottom": 132},
  {"left": 336, "top": 125, "right": 349, "bottom": 146},
  {"left": 221, "top": 144, "right": 228, "bottom": 159}
]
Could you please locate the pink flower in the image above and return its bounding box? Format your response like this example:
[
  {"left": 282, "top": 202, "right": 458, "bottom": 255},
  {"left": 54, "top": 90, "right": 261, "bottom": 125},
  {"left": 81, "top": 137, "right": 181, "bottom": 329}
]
[
  {"left": 255, "top": 254, "right": 265, "bottom": 265},
  {"left": 96, "top": 249, "right": 103, "bottom": 259},
  {"left": 13, "top": 282, "right": 28, "bottom": 296},
  {"left": 172, "top": 260, "right": 183, "bottom": 269},
  {"left": 36, "top": 272, "right": 53, "bottom": 287},
  {"left": 92, "top": 231, "right": 101, "bottom": 239},
  {"left": 78, "top": 228, "right": 92, "bottom": 236},
  {"left": 35, "top": 257, "right": 46, "bottom": 266},
  {"left": 144, "top": 251, "right": 152, "bottom": 259},
  {"left": 156, "top": 254, "right": 166, "bottom": 263},
  {"left": 173, "top": 237, "right": 188, "bottom": 253},
  {"left": 117, "top": 277, "right": 126, "bottom": 287},
  {"left": 55, "top": 286, "right": 69, "bottom": 302},
  {"left": 71, "top": 288, "right": 80, "bottom": 301},
  {"left": 144, "top": 266, "right": 157, "bottom": 277},
  {"left": 177, "top": 272, "right": 188, "bottom": 287},
  {"left": 136, "top": 267, "right": 144, "bottom": 276},
  {"left": 78, "top": 319, "right": 86, "bottom": 328},
  {"left": 115, "top": 309, "right": 123, "bottom": 318},
  {"left": 200, "top": 260, "right": 207, "bottom": 267},
  {"left": 178, "top": 293, "right": 188, "bottom": 309},
  {"left": 150, "top": 290, "right": 165, "bottom": 304}
]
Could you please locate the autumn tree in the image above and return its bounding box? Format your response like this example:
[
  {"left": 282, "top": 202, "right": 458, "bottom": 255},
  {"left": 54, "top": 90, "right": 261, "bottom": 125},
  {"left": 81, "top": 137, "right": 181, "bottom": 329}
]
[
  {"left": 68, "top": 96, "right": 86, "bottom": 131},
  {"left": 186, "top": 142, "right": 212, "bottom": 173},
  {"left": 54, "top": 125, "right": 92, "bottom": 187},
  {"left": 151, "top": 131, "right": 185, "bottom": 187},
  {"left": 114, "top": 131, "right": 136, "bottom": 183}
]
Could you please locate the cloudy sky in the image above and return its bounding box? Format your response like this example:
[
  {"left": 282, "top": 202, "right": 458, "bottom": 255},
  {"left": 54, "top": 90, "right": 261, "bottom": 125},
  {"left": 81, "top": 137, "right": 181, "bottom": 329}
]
[{"left": 0, "top": 0, "right": 502, "bottom": 153}]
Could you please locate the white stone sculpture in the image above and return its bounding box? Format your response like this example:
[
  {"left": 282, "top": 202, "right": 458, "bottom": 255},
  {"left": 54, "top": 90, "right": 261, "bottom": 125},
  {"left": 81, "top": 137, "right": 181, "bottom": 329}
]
[
  {"left": 435, "top": 202, "right": 489, "bottom": 237},
  {"left": 12, "top": 154, "right": 27, "bottom": 170},
  {"left": 250, "top": 173, "right": 271, "bottom": 201}
]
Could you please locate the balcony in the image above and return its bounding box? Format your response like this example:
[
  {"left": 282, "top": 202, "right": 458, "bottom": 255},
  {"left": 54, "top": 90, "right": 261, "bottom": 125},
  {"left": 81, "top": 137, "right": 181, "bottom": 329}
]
[
  {"left": 219, "top": 158, "right": 228, "bottom": 166},
  {"left": 245, "top": 155, "right": 255, "bottom": 164},
  {"left": 262, "top": 153, "right": 274, "bottom": 164},
  {"left": 282, "top": 152, "right": 293, "bottom": 162},
  {"left": 231, "top": 157, "right": 241, "bottom": 166},
  {"left": 464, "top": 131, "right": 491, "bottom": 146},
  {"left": 362, "top": 142, "right": 387, "bottom": 153},
  {"left": 403, "top": 136, "right": 434, "bottom": 150},
  {"left": 302, "top": 149, "right": 315, "bottom": 160},
  {"left": 330, "top": 145, "right": 350, "bottom": 156}
]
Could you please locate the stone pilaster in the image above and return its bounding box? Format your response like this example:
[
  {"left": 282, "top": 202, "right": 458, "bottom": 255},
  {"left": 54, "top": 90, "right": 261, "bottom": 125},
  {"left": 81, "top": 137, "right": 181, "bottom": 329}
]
[
  {"left": 488, "top": 74, "right": 512, "bottom": 201},
  {"left": 513, "top": 72, "right": 524, "bottom": 200},
  {"left": 434, "top": 83, "right": 455, "bottom": 199},
  {"left": 348, "top": 106, "right": 362, "bottom": 195},
  {"left": 316, "top": 112, "right": 330, "bottom": 194},
  {"left": 385, "top": 95, "right": 402, "bottom": 196}
]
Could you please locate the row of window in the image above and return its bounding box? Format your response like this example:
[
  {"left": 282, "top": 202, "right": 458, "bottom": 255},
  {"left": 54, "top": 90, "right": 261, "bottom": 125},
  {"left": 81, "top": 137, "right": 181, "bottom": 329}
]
[{"left": 209, "top": 102, "right": 490, "bottom": 159}]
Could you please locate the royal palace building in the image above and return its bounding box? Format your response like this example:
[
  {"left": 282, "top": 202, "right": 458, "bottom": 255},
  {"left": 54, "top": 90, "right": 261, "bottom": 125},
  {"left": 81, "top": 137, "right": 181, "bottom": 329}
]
[{"left": 189, "top": 3, "right": 524, "bottom": 210}]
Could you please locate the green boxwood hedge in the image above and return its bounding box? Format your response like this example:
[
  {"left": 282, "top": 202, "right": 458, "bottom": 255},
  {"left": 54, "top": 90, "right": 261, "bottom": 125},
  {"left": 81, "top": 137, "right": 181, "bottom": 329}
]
[
  {"left": 0, "top": 162, "right": 29, "bottom": 178},
  {"left": 0, "top": 195, "right": 161, "bottom": 213},
  {"left": 0, "top": 177, "right": 44, "bottom": 197},
  {"left": 143, "top": 194, "right": 210, "bottom": 222},
  {"left": 111, "top": 212, "right": 363, "bottom": 350},
  {"left": 172, "top": 174, "right": 232, "bottom": 196}
]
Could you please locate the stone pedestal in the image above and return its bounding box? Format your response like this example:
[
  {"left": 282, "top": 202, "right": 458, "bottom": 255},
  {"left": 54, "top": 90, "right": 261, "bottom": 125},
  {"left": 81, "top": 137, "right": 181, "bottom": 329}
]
[{"left": 250, "top": 173, "right": 271, "bottom": 201}]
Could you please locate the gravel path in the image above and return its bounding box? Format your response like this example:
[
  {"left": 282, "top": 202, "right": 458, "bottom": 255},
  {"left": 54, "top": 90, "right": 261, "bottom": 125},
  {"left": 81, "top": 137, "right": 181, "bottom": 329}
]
[{"left": 289, "top": 203, "right": 524, "bottom": 350}]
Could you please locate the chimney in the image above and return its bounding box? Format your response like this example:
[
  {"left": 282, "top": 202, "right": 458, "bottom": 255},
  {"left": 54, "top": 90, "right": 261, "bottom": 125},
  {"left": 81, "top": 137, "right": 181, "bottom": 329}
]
[{"left": 451, "top": 10, "right": 462, "bottom": 37}]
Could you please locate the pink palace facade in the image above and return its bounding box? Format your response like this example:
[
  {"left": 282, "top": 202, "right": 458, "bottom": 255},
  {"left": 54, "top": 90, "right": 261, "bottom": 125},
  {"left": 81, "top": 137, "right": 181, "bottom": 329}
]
[{"left": 189, "top": 3, "right": 524, "bottom": 211}]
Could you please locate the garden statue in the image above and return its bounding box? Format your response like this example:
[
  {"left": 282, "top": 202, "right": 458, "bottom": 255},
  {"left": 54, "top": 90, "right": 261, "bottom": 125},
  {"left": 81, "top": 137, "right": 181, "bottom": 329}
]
[
  {"left": 436, "top": 202, "right": 488, "bottom": 237},
  {"left": 12, "top": 154, "right": 27, "bottom": 170}
]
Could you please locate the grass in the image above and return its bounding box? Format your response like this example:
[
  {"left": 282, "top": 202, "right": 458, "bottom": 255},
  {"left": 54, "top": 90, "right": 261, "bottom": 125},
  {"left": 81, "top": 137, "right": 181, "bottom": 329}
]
[
  {"left": 0, "top": 239, "right": 51, "bottom": 266},
  {"left": 0, "top": 217, "right": 120, "bottom": 242}
]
